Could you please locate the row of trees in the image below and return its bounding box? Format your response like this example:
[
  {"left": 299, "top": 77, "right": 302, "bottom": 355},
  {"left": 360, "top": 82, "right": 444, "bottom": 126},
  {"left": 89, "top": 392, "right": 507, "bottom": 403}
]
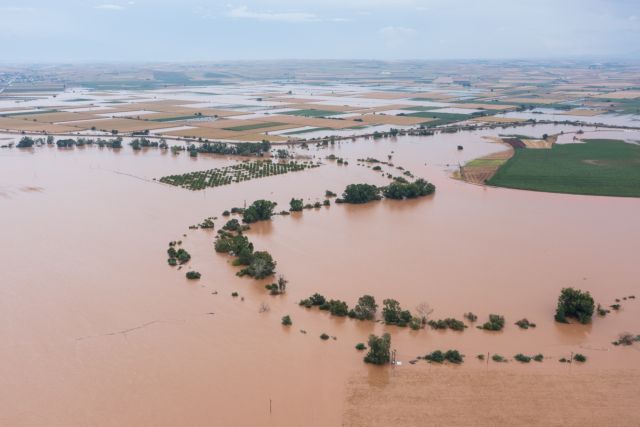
[
  {"left": 16, "top": 135, "right": 123, "bottom": 149},
  {"left": 336, "top": 180, "right": 436, "bottom": 204}
]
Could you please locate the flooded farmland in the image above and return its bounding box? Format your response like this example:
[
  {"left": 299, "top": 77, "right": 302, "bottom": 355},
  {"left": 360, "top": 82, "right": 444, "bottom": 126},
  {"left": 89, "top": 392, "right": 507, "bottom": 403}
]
[{"left": 1, "top": 123, "right": 639, "bottom": 426}]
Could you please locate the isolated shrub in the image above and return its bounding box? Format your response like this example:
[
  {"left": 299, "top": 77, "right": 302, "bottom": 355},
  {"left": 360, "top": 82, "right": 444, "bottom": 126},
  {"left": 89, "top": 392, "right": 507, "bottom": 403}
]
[
  {"left": 573, "top": 353, "right": 587, "bottom": 363},
  {"left": 464, "top": 312, "right": 478, "bottom": 322},
  {"left": 231, "top": 292, "right": 239, "bottom": 297},
  {"left": 533, "top": 354, "right": 544, "bottom": 362},
  {"left": 186, "top": 271, "right": 201, "bottom": 280},
  {"left": 492, "top": 354, "right": 506, "bottom": 363},
  {"left": 355, "top": 343, "right": 367, "bottom": 351},
  {"left": 281, "top": 315, "right": 292, "bottom": 326},
  {"left": 289, "top": 198, "right": 304, "bottom": 212},
  {"left": 514, "top": 353, "right": 532, "bottom": 363},
  {"left": 364, "top": 333, "right": 391, "bottom": 365},
  {"left": 242, "top": 199, "right": 277, "bottom": 223},
  {"left": 597, "top": 304, "right": 610, "bottom": 316},
  {"left": 613, "top": 333, "right": 640, "bottom": 346},
  {"left": 480, "top": 314, "right": 505, "bottom": 331},
  {"left": 515, "top": 318, "right": 536, "bottom": 329},
  {"left": 555, "top": 287, "right": 595, "bottom": 324},
  {"left": 320, "top": 333, "right": 330, "bottom": 340},
  {"left": 167, "top": 258, "right": 177, "bottom": 266}
]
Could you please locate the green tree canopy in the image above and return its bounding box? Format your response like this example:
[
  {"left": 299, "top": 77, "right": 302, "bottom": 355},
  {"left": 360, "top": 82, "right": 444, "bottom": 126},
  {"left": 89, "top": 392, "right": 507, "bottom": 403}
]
[{"left": 364, "top": 333, "right": 391, "bottom": 365}]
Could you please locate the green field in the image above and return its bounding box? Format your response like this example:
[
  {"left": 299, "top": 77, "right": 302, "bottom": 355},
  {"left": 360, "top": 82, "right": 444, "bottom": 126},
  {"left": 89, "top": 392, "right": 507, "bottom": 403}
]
[
  {"left": 1, "top": 109, "right": 57, "bottom": 117},
  {"left": 282, "top": 127, "right": 332, "bottom": 135},
  {"left": 401, "top": 106, "right": 440, "bottom": 112},
  {"left": 466, "top": 158, "right": 507, "bottom": 167},
  {"left": 150, "top": 115, "right": 206, "bottom": 122},
  {"left": 283, "top": 109, "right": 341, "bottom": 117},
  {"left": 487, "top": 139, "right": 640, "bottom": 197},
  {"left": 405, "top": 111, "right": 471, "bottom": 126},
  {"left": 223, "top": 122, "right": 285, "bottom": 132}
]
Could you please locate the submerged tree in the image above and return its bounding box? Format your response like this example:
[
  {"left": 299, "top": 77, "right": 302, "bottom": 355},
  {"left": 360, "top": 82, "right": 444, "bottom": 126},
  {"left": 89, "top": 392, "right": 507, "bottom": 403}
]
[
  {"left": 242, "top": 199, "right": 277, "bottom": 223},
  {"left": 350, "top": 295, "right": 378, "bottom": 320},
  {"left": 382, "top": 299, "right": 412, "bottom": 326},
  {"left": 364, "top": 333, "right": 391, "bottom": 365},
  {"left": 340, "top": 183, "right": 381, "bottom": 204},
  {"left": 289, "top": 198, "right": 304, "bottom": 212},
  {"left": 555, "top": 287, "right": 595, "bottom": 324},
  {"left": 238, "top": 251, "right": 276, "bottom": 279}
]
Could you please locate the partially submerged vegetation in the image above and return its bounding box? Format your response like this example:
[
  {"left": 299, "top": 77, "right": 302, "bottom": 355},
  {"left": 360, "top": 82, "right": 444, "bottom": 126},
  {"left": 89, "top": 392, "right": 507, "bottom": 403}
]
[
  {"left": 167, "top": 241, "right": 190, "bottom": 266},
  {"left": 555, "top": 287, "right": 595, "bottom": 324},
  {"left": 364, "top": 333, "right": 391, "bottom": 365},
  {"left": 424, "top": 349, "right": 464, "bottom": 364},
  {"left": 478, "top": 314, "right": 505, "bottom": 331},
  {"left": 159, "top": 160, "right": 320, "bottom": 191},
  {"left": 214, "top": 204, "right": 277, "bottom": 280}
]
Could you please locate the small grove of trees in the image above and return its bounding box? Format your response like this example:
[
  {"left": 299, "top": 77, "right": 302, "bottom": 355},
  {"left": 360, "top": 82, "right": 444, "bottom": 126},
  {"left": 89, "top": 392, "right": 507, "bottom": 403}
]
[
  {"left": 289, "top": 198, "right": 303, "bottom": 212},
  {"left": 424, "top": 349, "right": 464, "bottom": 364},
  {"left": 555, "top": 287, "right": 595, "bottom": 324},
  {"left": 382, "top": 299, "right": 413, "bottom": 327},
  {"left": 214, "top": 231, "right": 276, "bottom": 280},
  {"left": 237, "top": 251, "right": 276, "bottom": 279},
  {"left": 167, "top": 243, "right": 191, "bottom": 265},
  {"left": 364, "top": 333, "right": 391, "bottom": 365},
  {"left": 242, "top": 199, "right": 277, "bottom": 223},
  {"left": 478, "top": 314, "right": 505, "bottom": 331},
  {"left": 382, "top": 179, "right": 436, "bottom": 200},
  {"left": 299, "top": 293, "right": 326, "bottom": 307},
  {"left": 265, "top": 276, "right": 288, "bottom": 295},
  {"left": 337, "top": 183, "right": 381, "bottom": 204},
  {"left": 349, "top": 295, "right": 377, "bottom": 320},
  {"left": 17, "top": 137, "right": 35, "bottom": 148},
  {"left": 276, "top": 149, "right": 290, "bottom": 159}
]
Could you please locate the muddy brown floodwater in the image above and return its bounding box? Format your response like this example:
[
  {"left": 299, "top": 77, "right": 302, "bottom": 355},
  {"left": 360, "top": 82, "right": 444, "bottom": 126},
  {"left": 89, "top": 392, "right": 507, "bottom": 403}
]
[{"left": 1, "top": 124, "right": 639, "bottom": 426}]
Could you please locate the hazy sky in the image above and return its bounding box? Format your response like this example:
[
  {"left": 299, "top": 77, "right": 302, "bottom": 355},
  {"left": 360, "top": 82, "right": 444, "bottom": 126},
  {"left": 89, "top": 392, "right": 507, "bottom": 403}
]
[{"left": 1, "top": 0, "right": 639, "bottom": 62}]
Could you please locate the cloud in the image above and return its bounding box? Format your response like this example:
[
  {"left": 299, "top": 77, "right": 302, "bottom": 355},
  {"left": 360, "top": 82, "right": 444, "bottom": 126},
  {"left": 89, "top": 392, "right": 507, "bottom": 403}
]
[
  {"left": 379, "top": 26, "right": 417, "bottom": 48},
  {"left": 228, "top": 5, "right": 319, "bottom": 22},
  {"left": 94, "top": 4, "right": 124, "bottom": 11}
]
